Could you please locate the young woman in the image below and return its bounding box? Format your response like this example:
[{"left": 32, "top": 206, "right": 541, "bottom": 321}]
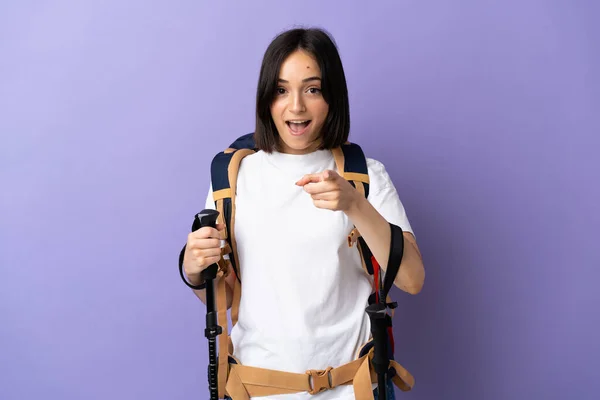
[{"left": 182, "top": 27, "right": 425, "bottom": 400}]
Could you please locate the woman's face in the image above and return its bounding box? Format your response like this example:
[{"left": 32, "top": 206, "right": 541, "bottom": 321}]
[{"left": 270, "top": 49, "right": 329, "bottom": 154}]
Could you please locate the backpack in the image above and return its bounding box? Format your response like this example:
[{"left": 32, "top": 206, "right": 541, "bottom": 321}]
[{"left": 197, "top": 133, "right": 414, "bottom": 399}]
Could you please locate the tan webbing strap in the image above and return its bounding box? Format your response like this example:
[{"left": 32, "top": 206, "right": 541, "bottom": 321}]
[
  {"left": 331, "top": 147, "right": 345, "bottom": 176},
  {"left": 353, "top": 355, "right": 374, "bottom": 399},
  {"left": 227, "top": 149, "right": 254, "bottom": 283},
  {"left": 328, "top": 355, "right": 371, "bottom": 389},
  {"left": 231, "top": 278, "right": 242, "bottom": 326},
  {"left": 213, "top": 188, "right": 232, "bottom": 201},
  {"left": 223, "top": 148, "right": 254, "bottom": 397},
  {"left": 344, "top": 172, "right": 370, "bottom": 184},
  {"left": 389, "top": 360, "right": 415, "bottom": 391},
  {"left": 217, "top": 258, "right": 230, "bottom": 278},
  {"left": 353, "top": 353, "right": 414, "bottom": 397},
  {"left": 220, "top": 243, "right": 232, "bottom": 258},
  {"left": 213, "top": 149, "right": 254, "bottom": 398},
  {"left": 215, "top": 199, "right": 227, "bottom": 240},
  {"left": 225, "top": 365, "right": 251, "bottom": 400},
  {"left": 226, "top": 148, "right": 253, "bottom": 328},
  {"left": 230, "top": 363, "right": 312, "bottom": 395},
  {"left": 216, "top": 274, "right": 229, "bottom": 399}
]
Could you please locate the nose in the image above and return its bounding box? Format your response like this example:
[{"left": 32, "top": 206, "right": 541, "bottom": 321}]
[{"left": 289, "top": 91, "right": 306, "bottom": 114}]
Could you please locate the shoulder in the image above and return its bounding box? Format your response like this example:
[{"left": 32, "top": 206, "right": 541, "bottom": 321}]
[
  {"left": 364, "top": 156, "right": 414, "bottom": 234},
  {"left": 210, "top": 148, "right": 262, "bottom": 175},
  {"left": 365, "top": 157, "right": 396, "bottom": 198},
  {"left": 366, "top": 157, "right": 388, "bottom": 176}
]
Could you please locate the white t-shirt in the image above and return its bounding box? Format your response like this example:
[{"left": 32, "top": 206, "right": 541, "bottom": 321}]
[{"left": 204, "top": 148, "right": 413, "bottom": 400}]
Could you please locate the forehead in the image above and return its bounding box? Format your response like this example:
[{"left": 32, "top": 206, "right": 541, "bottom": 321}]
[{"left": 278, "top": 50, "right": 321, "bottom": 80}]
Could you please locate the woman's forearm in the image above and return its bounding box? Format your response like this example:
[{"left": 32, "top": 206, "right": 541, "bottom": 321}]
[{"left": 345, "top": 194, "right": 425, "bottom": 294}]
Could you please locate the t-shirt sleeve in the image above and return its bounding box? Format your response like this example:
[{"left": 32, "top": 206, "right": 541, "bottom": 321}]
[{"left": 366, "top": 158, "right": 414, "bottom": 236}]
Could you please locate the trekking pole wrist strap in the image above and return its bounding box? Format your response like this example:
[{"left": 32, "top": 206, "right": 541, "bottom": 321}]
[
  {"left": 178, "top": 244, "right": 207, "bottom": 290},
  {"left": 382, "top": 223, "right": 404, "bottom": 299}
]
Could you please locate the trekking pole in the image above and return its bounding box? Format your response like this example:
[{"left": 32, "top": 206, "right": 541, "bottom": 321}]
[
  {"left": 192, "top": 209, "right": 222, "bottom": 400},
  {"left": 366, "top": 298, "right": 389, "bottom": 400}
]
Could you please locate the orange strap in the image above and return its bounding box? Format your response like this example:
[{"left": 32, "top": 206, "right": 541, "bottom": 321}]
[
  {"left": 226, "top": 148, "right": 254, "bottom": 279},
  {"left": 211, "top": 148, "right": 255, "bottom": 397},
  {"left": 223, "top": 346, "right": 414, "bottom": 399},
  {"left": 216, "top": 274, "right": 229, "bottom": 399},
  {"left": 331, "top": 147, "right": 345, "bottom": 176}
]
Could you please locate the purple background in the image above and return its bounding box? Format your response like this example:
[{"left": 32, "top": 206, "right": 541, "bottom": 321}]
[{"left": 1, "top": 1, "right": 598, "bottom": 399}]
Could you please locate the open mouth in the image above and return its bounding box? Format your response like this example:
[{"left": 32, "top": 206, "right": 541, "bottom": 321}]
[{"left": 286, "top": 120, "right": 312, "bottom": 136}]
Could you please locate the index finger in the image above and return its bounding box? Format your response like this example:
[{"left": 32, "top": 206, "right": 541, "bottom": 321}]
[{"left": 295, "top": 173, "right": 323, "bottom": 186}]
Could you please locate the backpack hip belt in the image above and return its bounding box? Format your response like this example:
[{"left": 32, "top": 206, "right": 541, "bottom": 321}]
[{"left": 223, "top": 343, "right": 414, "bottom": 399}]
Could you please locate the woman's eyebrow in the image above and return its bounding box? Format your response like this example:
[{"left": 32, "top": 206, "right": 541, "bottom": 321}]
[{"left": 278, "top": 76, "right": 322, "bottom": 83}]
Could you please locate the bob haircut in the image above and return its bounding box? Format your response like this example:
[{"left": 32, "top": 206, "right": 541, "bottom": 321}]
[{"left": 254, "top": 27, "right": 350, "bottom": 152}]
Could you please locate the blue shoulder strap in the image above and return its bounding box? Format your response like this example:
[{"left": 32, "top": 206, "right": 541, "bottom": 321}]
[
  {"left": 338, "top": 142, "right": 370, "bottom": 198},
  {"left": 227, "top": 132, "right": 256, "bottom": 151},
  {"left": 331, "top": 142, "right": 374, "bottom": 278},
  {"left": 210, "top": 133, "right": 257, "bottom": 280}
]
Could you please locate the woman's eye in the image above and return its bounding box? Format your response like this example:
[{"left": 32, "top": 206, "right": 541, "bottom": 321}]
[
  {"left": 308, "top": 87, "right": 321, "bottom": 94},
  {"left": 276, "top": 87, "right": 286, "bottom": 95}
]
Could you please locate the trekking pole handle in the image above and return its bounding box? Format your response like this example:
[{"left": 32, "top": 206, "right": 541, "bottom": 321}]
[
  {"left": 193, "top": 209, "right": 220, "bottom": 282},
  {"left": 194, "top": 209, "right": 219, "bottom": 229}
]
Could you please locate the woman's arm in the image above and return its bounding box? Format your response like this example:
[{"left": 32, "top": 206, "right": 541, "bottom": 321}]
[
  {"left": 297, "top": 169, "right": 425, "bottom": 294},
  {"left": 346, "top": 193, "right": 425, "bottom": 295}
]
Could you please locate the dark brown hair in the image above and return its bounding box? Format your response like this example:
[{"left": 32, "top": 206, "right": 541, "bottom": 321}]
[{"left": 254, "top": 28, "right": 350, "bottom": 152}]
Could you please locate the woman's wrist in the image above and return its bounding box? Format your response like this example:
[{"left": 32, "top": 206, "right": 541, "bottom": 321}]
[{"left": 187, "top": 272, "right": 206, "bottom": 289}]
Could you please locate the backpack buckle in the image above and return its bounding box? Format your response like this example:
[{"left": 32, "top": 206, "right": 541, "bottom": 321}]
[
  {"left": 347, "top": 228, "right": 360, "bottom": 247},
  {"left": 306, "top": 366, "right": 333, "bottom": 394}
]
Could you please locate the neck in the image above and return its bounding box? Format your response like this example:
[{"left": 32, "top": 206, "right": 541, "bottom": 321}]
[{"left": 277, "top": 138, "right": 322, "bottom": 155}]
